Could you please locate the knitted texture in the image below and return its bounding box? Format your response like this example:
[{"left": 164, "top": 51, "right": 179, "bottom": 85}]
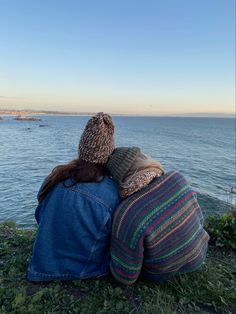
[
  {"left": 110, "top": 171, "right": 209, "bottom": 285},
  {"left": 79, "top": 112, "right": 115, "bottom": 164},
  {"left": 119, "top": 168, "right": 162, "bottom": 199},
  {"left": 107, "top": 147, "right": 140, "bottom": 183}
]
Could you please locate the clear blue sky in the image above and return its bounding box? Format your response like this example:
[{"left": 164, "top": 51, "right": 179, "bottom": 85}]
[{"left": 0, "top": 0, "right": 235, "bottom": 115}]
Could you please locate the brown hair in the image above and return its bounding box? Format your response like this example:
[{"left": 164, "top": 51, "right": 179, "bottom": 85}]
[{"left": 38, "top": 159, "right": 107, "bottom": 203}]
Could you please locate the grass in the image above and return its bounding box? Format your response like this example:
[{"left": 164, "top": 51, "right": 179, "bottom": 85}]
[
  {"left": 205, "top": 212, "right": 236, "bottom": 249},
  {"left": 0, "top": 220, "right": 236, "bottom": 314}
]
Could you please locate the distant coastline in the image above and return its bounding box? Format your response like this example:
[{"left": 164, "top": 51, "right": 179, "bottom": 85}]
[
  {"left": 0, "top": 109, "right": 94, "bottom": 116},
  {"left": 0, "top": 109, "right": 234, "bottom": 118}
]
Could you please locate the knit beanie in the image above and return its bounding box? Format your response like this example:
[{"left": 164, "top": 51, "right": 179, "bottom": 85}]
[
  {"left": 107, "top": 147, "right": 141, "bottom": 183},
  {"left": 79, "top": 112, "right": 115, "bottom": 164}
]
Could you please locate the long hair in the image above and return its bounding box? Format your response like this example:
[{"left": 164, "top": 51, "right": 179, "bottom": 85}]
[
  {"left": 38, "top": 159, "right": 106, "bottom": 203},
  {"left": 120, "top": 152, "right": 164, "bottom": 189}
]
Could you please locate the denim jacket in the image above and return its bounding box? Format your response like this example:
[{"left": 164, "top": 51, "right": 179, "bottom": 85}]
[{"left": 27, "top": 176, "right": 120, "bottom": 281}]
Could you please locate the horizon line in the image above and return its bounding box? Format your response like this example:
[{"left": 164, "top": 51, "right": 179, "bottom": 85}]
[{"left": 0, "top": 108, "right": 235, "bottom": 118}]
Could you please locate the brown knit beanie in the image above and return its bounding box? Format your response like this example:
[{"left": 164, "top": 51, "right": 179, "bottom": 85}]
[
  {"left": 79, "top": 112, "right": 115, "bottom": 164},
  {"left": 106, "top": 147, "right": 140, "bottom": 183}
]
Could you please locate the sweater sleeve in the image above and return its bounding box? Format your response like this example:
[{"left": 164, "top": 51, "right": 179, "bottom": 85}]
[
  {"left": 192, "top": 191, "right": 204, "bottom": 225},
  {"left": 110, "top": 237, "right": 143, "bottom": 285}
]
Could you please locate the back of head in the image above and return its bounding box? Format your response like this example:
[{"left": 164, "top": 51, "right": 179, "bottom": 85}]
[
  {"left": 107, "top": 147, "right": 164, "bottom": 198},
  {"left": 39, "top": 112, "right": 115, "bottom": 202},
  {"left": 79, "top": 112, "right": 115, "bottom": 164},
  {"left": 107, "top": 147, "right": 141, "bottom": 184}
]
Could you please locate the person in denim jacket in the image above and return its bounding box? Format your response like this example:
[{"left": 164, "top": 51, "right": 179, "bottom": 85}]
[{"left": 27, "top": 113, "right": 120, "bottom": 281}]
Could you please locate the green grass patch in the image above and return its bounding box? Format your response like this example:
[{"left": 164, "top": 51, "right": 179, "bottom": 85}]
[
  {"left": 0, "top": 221, "right": 235, "bottom": 314},
  {"left": 205, "top": 212, "right": 236, "bottom": 249}
]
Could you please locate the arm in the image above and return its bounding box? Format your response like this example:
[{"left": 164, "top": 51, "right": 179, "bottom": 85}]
[
  {"left": 110, "top": 237, "right": 143, "bottom": 285},
  {"left": 35, "top": 178, "right": 48, "bottom": 223},
  {"left": 36, "top": 177, "right": 48, "bottom": 202},
  {"left": 192, "top": 191, "right": 204, "bottom": 225}
]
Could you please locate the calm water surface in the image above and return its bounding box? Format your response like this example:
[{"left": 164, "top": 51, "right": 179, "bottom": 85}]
[{"left": 0, "top": 115, "right": 235, "bottom": 227}]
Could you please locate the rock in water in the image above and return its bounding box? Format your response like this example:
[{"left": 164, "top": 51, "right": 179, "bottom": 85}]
[{"left": 14, "top": 115, "right": 42, "bottom": 121}]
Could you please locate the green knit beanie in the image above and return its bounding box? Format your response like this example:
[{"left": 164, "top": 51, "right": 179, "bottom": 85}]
[{"left": 107, "top": 147, "right": 141, "bottom": 183}]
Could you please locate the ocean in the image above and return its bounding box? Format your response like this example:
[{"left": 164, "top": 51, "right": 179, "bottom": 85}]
[{"left": 0, "top": 115, "right": 235, "bottom": 227}]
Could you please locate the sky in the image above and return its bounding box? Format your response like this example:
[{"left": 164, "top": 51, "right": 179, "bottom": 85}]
[{"left": 0, "top": 0, "right": 235, "bottom": 115}]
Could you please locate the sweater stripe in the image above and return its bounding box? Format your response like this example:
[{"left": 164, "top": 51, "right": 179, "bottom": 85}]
[
  {"left": 149, "top": 208, "right": 197, "bottom": 248},
  {"left": 130, "top": 186, "right": 189, "bottom": 247},
  {"left": 115, "top": 171, "right": 177, "bottom": 237},
  {"left": 146, "top": 200, "right": 197, "bottom": 244}
]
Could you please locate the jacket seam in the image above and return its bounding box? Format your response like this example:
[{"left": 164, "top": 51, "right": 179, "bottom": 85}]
[
  {"left": 80, "top": 213, "right": 111, "bottom": 276},
  {"left": 76, "top": 189, "right": 113, "bottom": 211}
]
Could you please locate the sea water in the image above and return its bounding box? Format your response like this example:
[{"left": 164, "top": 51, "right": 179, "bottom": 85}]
[{"left": 0, "top": 115, "right": 235, "bottom": 227}]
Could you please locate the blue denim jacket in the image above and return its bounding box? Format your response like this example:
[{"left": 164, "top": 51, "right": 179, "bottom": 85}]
[{"left": 27, "top": 176, "right": 120, "bottom": 281}]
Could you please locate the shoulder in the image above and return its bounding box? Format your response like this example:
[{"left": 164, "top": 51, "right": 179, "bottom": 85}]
[
  {"left": 112, "top": 171, "right": 193, "bottom": 238},
  {"left": 37, "top": 177, "right": 121, "bottom": 222},
  {"left": 153, "top": 170, "right": 188, "bottom": 185},
  {"left": 141, "top": 171, "right": 190, "bottom": 194},
  {"left": 68, "top": 176, "right": 121, "bottom": 211}
]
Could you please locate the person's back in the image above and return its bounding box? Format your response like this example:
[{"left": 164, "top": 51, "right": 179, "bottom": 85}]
[
  {"left": 110, "top": 171, "right": 209, "bottom": 284},
  {"left": 27, "top": 113, "right": 120, "bottom": 281},
  {"left": 28, "top": 176, "right": 120, "bottom": 280},
  {"left": 107, "top": 147, "right": 209, "bottom": 285}
]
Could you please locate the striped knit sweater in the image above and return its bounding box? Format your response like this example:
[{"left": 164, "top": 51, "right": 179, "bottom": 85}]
[{"left": 110, "top": 171, "right": 209, "bottom": 285}]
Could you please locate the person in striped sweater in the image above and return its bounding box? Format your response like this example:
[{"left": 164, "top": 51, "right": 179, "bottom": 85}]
[{"left": 106, "top": 147, "right": 209, "bottom": 285}]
